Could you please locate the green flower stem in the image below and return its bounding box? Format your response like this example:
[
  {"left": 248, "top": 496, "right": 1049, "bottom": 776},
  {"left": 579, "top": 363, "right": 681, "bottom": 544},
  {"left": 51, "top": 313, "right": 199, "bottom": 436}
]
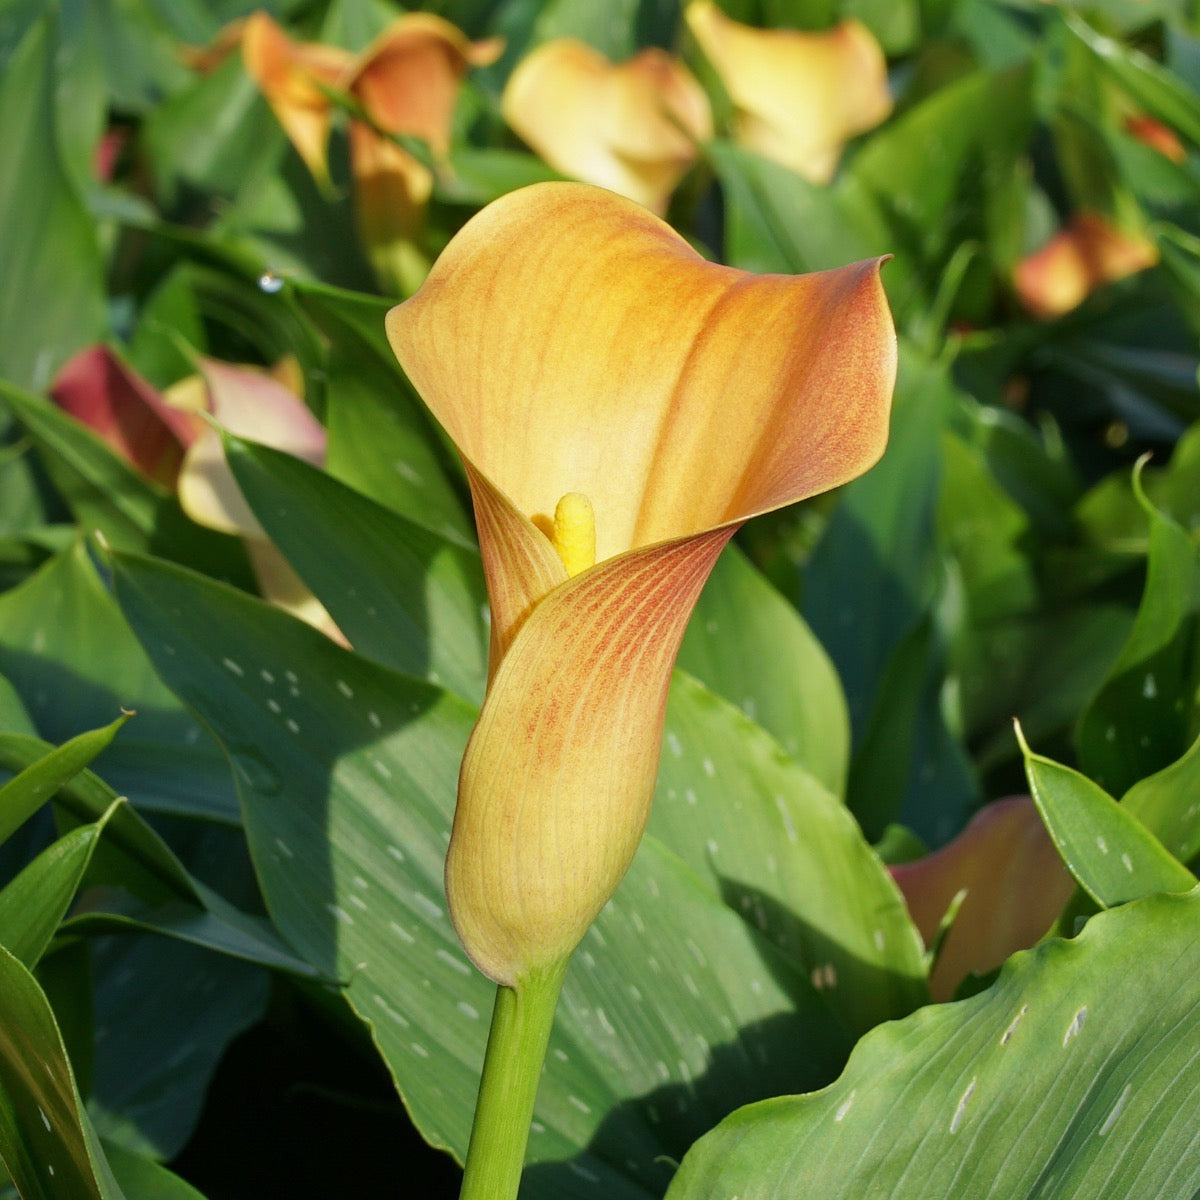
[{"left": 459, "top": 957, "right": 570, "bottom": 1200}]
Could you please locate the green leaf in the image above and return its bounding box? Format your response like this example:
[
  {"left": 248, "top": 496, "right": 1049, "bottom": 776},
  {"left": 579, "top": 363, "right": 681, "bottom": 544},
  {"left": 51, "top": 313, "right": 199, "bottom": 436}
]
[
  {"left": 0, "top": 13, "right": 106, "bottom": 390},
  {"left": 86, "top": 934, "right": 267, "bottom": 1160},
  {"left": 110, "top": 548, "right": 883, "bottom": 1194},
  {"left": 665, "top": 887, "right": 1200, "bottom": 1200},
  {"left": 678, "top": 544, "right": 849, "bottom": 795},
  {"left": 223, "top": 435, "right": 487, "bottom": 704},
  {"left": 803, "top": 352, "right": 944, "bottom": 742},
  {"left": 103, "top": 1142, "right": 208, "bottom": 1200},
  {"left": 0, "top": 716, "right": 129, "bottom": 847},
  {"left": 0, "top": 733, "right": 316, "bottom": 979},
  {"left": 1119, "top": 728, "right": 1200, "bottom": 865},
  {"left": 292, "top": 283, "right": 473, "bottom": 541},
  {"left": 709, "top": 139, "right": 883, "bottom": 280},
  {"left": 0, "top": 800, "right": 122, "bottom": 968},
  {"left": 0, "top": 540, "right": 238, "bottom": 823},
  {"left": 844, "top": 63, "right": 1035, "bottom": 322},
  {"left": 141, "top": 54, "right": 285, "bottom": 211},
  {"left": 1077, "top": 465, "right": 1200, "bottom": 795},
  {"left": 0, "top": 942, "right": 125, "bottom": 1200},
  {"left": 1065, "top": 13, "right": 1200, "bottom": 146},
  {"left": 1019, "top": 727, "right": 1196, "bottom": 907},
  {"left": 650, "top": 674, "right": 927, "bottom": 1036}
]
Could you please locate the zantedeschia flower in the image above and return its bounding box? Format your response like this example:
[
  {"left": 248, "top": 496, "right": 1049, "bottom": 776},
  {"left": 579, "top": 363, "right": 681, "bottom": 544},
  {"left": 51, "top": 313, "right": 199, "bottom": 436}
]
[
  {"left": 501, "top": 39, "right": 712, "bottom": 215},
  {"left": 50, "top": 347, "right": 203, "bottom": 488},
  {"left": 386, "top": 182, "right": 897, "bottom": 985},
  {"left": 193, "top": 12, "right": 501, "bottom": 290},
  {"left": 1124, "top": 113, "right": 1187, "bottom": 164},
  {"left": 685, "top": 0, "right": 891, "bottom": 184},
  {"left": 891, "top": 798, "right": 1074, "bottom": 1001},
  {"left": 1013, "top": 212, "right": 1159, "bottom": 319},
  {"left": 49, "top": 348, "right": 339, "bottom": 637}
]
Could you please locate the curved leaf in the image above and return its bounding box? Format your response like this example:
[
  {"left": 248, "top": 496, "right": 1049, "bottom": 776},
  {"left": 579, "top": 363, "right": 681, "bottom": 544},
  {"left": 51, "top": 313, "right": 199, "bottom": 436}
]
[{"left": 666, "top": 888, "right": 1200, "bottom": 1200}]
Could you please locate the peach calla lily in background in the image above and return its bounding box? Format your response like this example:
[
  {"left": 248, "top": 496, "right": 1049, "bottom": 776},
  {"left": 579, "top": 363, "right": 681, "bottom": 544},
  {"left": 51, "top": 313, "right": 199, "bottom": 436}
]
[
  {"left": 191, "top": 11, "right": 502, "bottom": 291},
  {"left": 501, "top": 39, "right": 712, "bottom": 215},
  {"left": 1013, "top": 212, "right": 1159, "bottom": 319},
  {"left": 684, "top": 0, "right": 891, "bottom": 184},
  {"left": 386, "top": 182, "right": 897, "bottom": 986}
]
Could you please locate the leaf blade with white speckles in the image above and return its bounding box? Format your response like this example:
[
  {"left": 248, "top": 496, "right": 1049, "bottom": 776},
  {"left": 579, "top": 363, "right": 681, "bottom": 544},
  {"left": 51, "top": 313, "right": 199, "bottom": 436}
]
[
  {"left": 665, "top": 887, "right": 1200, "bottom": 1200},
  {"left": 1019, "top": 731, "right": 1196, "bottom": 908},
  {"left": 111, "top": 547, "right": 861, "bottom": 1196},
  {"left": 1077, "top": 469, "right": 1200, "bottom": 796}
]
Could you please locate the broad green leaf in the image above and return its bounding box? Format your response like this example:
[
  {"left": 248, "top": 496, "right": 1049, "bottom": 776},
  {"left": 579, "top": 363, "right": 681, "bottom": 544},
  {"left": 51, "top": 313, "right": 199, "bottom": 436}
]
[
  {"left": 678, "top": 544, "right": 849, "bottom": 794},
  {"left": 0, "top": 13, "right": 105, "bottom": 390},
  {"left": 292, "top": 283, "right": 472, "bottom": 541},
  {"left": 665, "top": 887, "right": 1200, "bottom": 1200},
  {"left": 141, "top": 54, "right": 285, "bottom": 211},
  {"left": 0, "top": 716, "right": 128, "bottom": 847},
  {"left": 103, "top": 1142, "right": 208, "bottom": 1200},
  {"left": 1121, "top": 729, "right": 1200, "bottom": 864},
  {"left": 87, "top": 934, "right": 267, "bottom": 1160},
  {"left": 0, "top": 800, "right": 121, "bottom": 968},
  {"left": 803, "top": 353, "right": 943, "bottom": 741},
  {"left": 223, "top": 435, "right": 487, "bottom": 704},
  {"left": 0, "top": 382, "right": 249, "bottom": 585},
  {"left": 844, "top": 63, "right": 1035, "bottom": 321},
  {"left": 650, "top": 674, "right": 927, "bottom": 1035},
  {"left": 0, "top": 540, "right": 238, "bottom": 824},
  {"left": 1019, "top": 728, "right": 1196, "bottom": 906},
  {"left": 1077, "top": 467, "right": 1200, "bottom": 795},
  {"left": 707, "top": 140, "right": 885, "bottom": 280},
  {"left": 0, "top": 942, "right": 125, "bottom": 1200},
  {"left": 111, "top": 549, "right": 872, "bottom": 1195}
]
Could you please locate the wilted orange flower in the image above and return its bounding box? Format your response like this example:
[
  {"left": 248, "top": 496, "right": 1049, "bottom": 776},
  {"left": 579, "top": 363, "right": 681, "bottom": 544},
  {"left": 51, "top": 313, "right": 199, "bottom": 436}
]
[
  {"left": 502, "top": 39, "right": 711, "bottom": 214},
  {"left": 1013, "top": 212, "right": 1159, "bottom": 319},
  {"left": 386, "top": 182, "right": 897, "bottom": 985},
  {"left": 190, "top": 11, "right": 501, "bottom": 290},
  {"left": 685, "top": 0, "right": 891, "bottom": 184}
]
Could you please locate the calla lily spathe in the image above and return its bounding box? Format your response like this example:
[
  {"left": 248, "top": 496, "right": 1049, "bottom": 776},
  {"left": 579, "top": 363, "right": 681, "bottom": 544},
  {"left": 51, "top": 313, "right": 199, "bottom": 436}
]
[
  {"left": 192, "top": 12, "right": 501, "bottom": 290},
  {"left": 501, "top": 39, "right": 711, "bottom": 214},
  {"left": 1013, "top": 212, "right": 1159, "bottom": 319},
  {"left": 387, "top": 182, "right": 897, "bottom": 985},
  {"left": 685, "top": 0, "right": 891, "bottom": 184}
]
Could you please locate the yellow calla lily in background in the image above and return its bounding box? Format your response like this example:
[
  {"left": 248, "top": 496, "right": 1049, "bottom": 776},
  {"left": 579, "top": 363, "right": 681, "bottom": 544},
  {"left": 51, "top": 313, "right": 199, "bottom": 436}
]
[
  {"left": 386, "top": 182, "right": 897, "bottom": 986},
  {"left": 501, "top": 39, "right": 712, "bottom": 215},
  {"left": 685, "top": 0, "right": 891, "bottom": 184}
]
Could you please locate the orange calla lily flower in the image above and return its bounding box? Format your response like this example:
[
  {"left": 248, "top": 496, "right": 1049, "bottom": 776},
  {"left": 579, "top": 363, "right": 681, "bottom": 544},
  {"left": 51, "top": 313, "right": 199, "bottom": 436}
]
[
  {"left": 386, "top": 182, "right": 897, "bottom": 985},
  {"left": 240, "top": 12, "right": 354, "bottom": 192},
  {"left": 193, "top": 12, "right": 501, "bottom": 291},
  {"left": 685, "top": 0, "right": 891, "bottom": 184},
  {"left": 341, "top": 16, "right": 503, "bottom": 287},
  {"left": 501, "top": 39, "right": 712, "bottom": 215},
  {"left": 1013, "top": 212, "right": 1159, "bottom": 319}
]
